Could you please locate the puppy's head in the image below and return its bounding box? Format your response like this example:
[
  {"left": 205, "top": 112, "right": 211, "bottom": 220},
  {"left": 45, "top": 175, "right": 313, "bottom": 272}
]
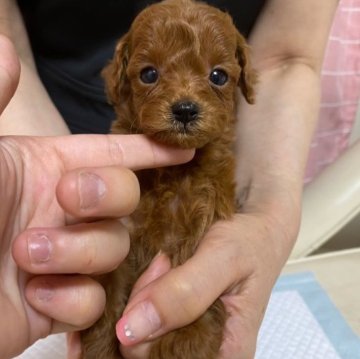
[{"left": 104, "top": 0, "right": 256, "bottom": 148}]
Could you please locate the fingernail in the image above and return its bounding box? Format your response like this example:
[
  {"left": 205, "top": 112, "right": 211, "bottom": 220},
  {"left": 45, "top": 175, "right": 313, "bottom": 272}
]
[
  {"left": 116, "top": 301, "right": 162, "bottom": 344},
  {"left": 79, "top": 172, "right": 106, "bottom": 210},
  {"left": 28, "top": 233, "right": 51, "bottom": 263}
]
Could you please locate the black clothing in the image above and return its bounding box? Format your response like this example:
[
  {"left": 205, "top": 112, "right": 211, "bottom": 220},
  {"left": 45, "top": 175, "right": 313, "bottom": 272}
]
[{"left": 17, "top": 0, "right": 266, "bottom": 134}]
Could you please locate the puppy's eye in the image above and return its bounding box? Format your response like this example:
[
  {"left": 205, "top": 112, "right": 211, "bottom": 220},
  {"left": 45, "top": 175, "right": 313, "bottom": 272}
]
[
  {"left": 140, "top": 67, "right": 159, "bottom": 84},
  {"left": 209, "top": 69, "right": 228, "bottom": 86}
]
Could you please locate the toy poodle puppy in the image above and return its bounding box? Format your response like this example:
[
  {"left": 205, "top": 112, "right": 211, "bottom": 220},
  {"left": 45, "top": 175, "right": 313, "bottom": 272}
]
[{"left": 80, "top": 0, "right": 256, "bottom": 358}]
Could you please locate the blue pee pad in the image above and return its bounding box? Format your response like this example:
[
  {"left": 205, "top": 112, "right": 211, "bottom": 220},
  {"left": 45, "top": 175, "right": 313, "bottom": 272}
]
[{"left": 255, "top": 272, "right": 360, "bottom": 359}]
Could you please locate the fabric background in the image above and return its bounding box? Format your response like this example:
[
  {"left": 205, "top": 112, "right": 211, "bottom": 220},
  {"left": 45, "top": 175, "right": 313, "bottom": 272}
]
[{"left": 305, "top": 0, "right": 360, "bottom": 183}]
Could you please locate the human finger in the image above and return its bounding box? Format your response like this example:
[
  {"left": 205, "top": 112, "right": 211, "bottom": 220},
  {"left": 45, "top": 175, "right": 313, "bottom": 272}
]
[
  {"left": 25, "top": 275, "right": 106, "bottom": 333},
  {"left": 66, "top": 332, "right": 82, "bottom": 359},
  {"left": 116, "top": 222, "right": 242, "bottom": 346},
  {"left": 0, "top": 35, "right": 20, "bottom": 113},
  {"left": 49, "top": 134, "right": 195, "bottom": 171},
  {"left": 13, "top": 220, "right": 129, "bottom": 275},
  {"left": 129, "top": 252, "right": 172, "bottom": 300},
  {"left": 0, "top": 35, "right": 20, "bottom": 107},
  {"left": 56, "top": 166, "right": 140, "bottom": 219},
  {"left": 119, "top": 253, "right": 171, "bottom": 359}
]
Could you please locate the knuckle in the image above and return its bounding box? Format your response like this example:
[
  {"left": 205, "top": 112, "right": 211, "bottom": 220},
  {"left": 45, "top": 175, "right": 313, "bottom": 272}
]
[
  {"left": 81, "top": 234, "right": 98, "bottom": 273},
  {"left": 167, "top": 276, "right": 203, "bottom": 322},
  {"left": 107, "top": 136, "right": 125, "bottom": 166}
]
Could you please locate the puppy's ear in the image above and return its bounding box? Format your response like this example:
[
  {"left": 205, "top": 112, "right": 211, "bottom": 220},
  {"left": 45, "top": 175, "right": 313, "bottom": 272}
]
[
  {"left": 236, "top": 33, "right": 257, "bottom": 104},
  {"left": 102, "top": 33, "right": 130, "bottom": 105}
]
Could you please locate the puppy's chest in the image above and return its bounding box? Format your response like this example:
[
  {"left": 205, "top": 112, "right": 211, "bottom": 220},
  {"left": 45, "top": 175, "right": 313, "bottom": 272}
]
[{"left": 130, "top": 164, "right": 235, "bottom": 264}]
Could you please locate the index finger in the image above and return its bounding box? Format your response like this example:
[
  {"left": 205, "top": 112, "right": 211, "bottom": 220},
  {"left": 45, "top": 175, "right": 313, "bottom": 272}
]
[{"left": 50, "top": 134, "right": 195, "bottom": 171}]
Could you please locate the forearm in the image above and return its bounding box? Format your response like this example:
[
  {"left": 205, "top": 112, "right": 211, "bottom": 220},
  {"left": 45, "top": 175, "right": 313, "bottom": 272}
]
[
  {"left": 0, "top": 0, "right": 69, "bottom": 135},
  {"left": 236, "top": 64, "right": 320, "bottom": 258},
  {"left": 236, "top": 0, "right": 338, "bottom": 261}
]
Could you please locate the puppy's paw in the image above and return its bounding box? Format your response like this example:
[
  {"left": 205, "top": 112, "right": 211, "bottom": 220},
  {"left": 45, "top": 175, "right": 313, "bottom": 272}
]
[{"left": 149, "top": 299, "right": 226, "bottom": 359}]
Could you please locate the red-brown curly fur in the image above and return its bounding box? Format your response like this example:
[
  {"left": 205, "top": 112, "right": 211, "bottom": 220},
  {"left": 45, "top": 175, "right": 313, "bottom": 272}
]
[{"left": 80, "top": 0, "right": 256, "bottom": 358}]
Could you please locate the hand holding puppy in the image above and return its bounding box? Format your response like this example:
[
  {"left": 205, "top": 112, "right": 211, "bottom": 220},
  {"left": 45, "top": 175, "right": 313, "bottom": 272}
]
[
  {"left": 119, "top": 213, "right": 288, "bottom": 359},
  {"left": 0, "top": 35, "right": 193, "bottom": 358}
]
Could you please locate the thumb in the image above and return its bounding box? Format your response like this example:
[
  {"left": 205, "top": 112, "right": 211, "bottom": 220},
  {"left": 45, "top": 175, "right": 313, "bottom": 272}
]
[
  {"left": 116, "top": 224, "right": 238, "bottom": 346},
  {"left": 0, "top": 35, "right": 20, "bottom": 113},
  {"left": 118, "top": 253, "right": 172, "bottom": 359},
  {"left": 129, "top": 252, "right": 172, "bottom": 301}
]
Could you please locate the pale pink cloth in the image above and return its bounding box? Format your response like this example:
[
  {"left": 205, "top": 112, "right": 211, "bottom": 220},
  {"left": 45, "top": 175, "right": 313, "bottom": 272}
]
[{"left": 305, "top": 0, "right": 360, "bottom": 183}]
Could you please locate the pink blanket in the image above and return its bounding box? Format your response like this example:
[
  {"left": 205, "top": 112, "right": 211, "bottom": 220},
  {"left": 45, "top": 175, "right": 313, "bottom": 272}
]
[{"left": 305, "top": 0, "right": 360, "bottom": 183}]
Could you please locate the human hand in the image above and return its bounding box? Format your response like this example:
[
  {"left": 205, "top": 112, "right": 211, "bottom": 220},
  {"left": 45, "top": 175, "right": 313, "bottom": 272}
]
[
  {"left": 0, "top": 37, "right": 194, "bottom": 358},
  {"left": 1, "top": 135, "right": 193, "bottom": 359},
  {"left": 116, "top": 211, "right": 298, "bottom": 359}
]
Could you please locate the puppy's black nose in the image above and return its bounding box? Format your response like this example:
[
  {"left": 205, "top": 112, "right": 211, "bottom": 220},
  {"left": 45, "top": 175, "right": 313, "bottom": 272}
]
[{"left": 171, "top": 101, "right": 199, "bottom": 124}]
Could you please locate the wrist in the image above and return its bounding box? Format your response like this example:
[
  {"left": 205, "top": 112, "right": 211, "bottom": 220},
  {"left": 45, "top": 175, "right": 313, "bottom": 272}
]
[{"left": 236, "top": 180, "right": 302, "bottom": 265}]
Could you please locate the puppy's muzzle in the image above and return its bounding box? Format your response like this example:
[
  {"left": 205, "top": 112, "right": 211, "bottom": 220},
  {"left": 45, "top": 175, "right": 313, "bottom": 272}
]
[{"left": 171, "top": 101, "right": 199, "bottom": 125}]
